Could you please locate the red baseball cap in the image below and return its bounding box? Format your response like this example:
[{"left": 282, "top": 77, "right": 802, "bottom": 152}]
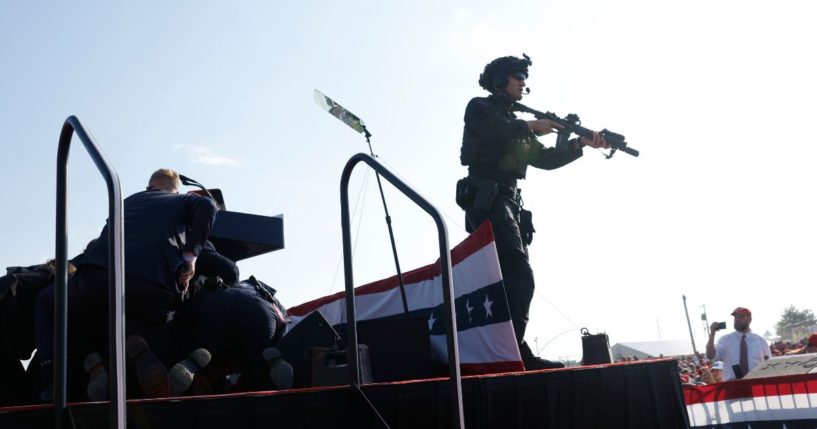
[
  {"left": 731, "top": 307, "right": 752, "bottom": 317},
  {"left": 809, "top": 333, "right": 817, "bottom": 348}
]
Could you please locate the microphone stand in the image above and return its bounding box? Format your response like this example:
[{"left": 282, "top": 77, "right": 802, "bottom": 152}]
[
  {"left": 362, "top": 126, "right": 410, "bottom": 317},
  {"left": 314, "top": 90, "right": 398, "bottom": 428},
  {"left": 179, "top": 175, "right": 224, "bottom": 210},
  {"left": 313, "top": 89, "right": 410, "bottom": 317}
]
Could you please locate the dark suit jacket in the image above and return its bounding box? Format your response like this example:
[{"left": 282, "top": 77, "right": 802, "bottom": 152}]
[{"left": 82, "top": 190, "right": 218, "bottom": 292}]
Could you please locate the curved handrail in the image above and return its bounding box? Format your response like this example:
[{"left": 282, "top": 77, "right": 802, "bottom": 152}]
[
  {"left": 55, "top": 116, "right": 126, "bottom": 429},
  {"left": 340, "top": 153, "right": 464, "bottom": 429}
]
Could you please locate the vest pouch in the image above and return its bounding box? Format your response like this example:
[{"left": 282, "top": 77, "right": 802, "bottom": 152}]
[
  {"left": 455, "top": 177, "right": 474, "bottom": 210},
  {"left": 519, "top": 208, "right": 535, "bottom": 246}
]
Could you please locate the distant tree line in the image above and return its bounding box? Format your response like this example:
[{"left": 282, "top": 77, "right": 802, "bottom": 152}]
[{"left": 775, "top": 306, "right": 817, "bottom": 341}]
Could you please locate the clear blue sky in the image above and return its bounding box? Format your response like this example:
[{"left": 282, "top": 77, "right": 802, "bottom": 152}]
[{"left": 2, "top": 0, "right": 816, "bottom": 361}]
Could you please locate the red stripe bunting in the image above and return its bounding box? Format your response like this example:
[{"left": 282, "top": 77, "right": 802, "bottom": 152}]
[
  {"left": 684, "top": 372, "right": 817, "bottom": 405},
  {"left": 288, "top": 221, "right": 495, "bottom": 317}
]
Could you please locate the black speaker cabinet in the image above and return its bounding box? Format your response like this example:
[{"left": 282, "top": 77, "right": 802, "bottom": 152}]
[
  {"left": 354, "top": 316, "right": 444, "bottom": 383},
  {"left": 277, "top": 311, "right": 342, "bottom": 388},
  {"left": 581, "top": 330, "right": 613, "bottom": 365}
]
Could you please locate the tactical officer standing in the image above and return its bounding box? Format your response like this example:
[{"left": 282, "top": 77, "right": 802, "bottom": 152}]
[{"left": 456, "top": 55, "right": 608, "bottom": 370}]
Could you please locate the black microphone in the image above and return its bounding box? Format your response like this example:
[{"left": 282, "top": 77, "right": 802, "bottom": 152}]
[
  {"left": 524, "top": 88, "right": 531, "bottom": 94},
  {"left": 179, "top": 174, "right": 197, "bottom": 186},
  {"left": 178, "top": 174, "right": 223, "bottom": 210}
]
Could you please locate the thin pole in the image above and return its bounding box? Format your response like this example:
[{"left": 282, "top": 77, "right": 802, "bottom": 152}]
[
  {"left": 701, "top": 305, "right": 710, "bottom": 337},
  {"left": 362, "top": 126, "right": 409, "bottom": 316},
  {"left": 682, "top": 295, "right": 698, "bottom": 355},
  {"left": 656, "top": 318, "right": 662, "bottom": 341}
]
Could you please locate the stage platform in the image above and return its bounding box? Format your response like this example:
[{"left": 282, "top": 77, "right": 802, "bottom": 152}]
[{"left": 0, "top": 358, "right": 688, "bottom": 429}]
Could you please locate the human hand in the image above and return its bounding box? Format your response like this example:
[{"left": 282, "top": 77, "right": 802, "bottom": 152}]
[
  {"left": 178, "top": 257, "right": 196, "bottom": 294},
  {"left": 527, "top": 119, "right": 563, "bottom": 136},
  {"left": 579, "top": 131, "right": 610, "bottom": 149}
]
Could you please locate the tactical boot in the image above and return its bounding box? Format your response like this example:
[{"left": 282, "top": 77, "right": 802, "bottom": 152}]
[
  {"left": 520, "top": 341, "right": 565, "bottom": 370},
  {"left": 84, "top": 352, "right": 108, "bottom": 401},
  {"left": 168, "top": 348, "right": 212, "bottom": 396},
  {"left": 262, "top": 347, "right": 293, "bottom": 390},
  {"left": 126, "top": 335, "right": 169, "bottom": 398}
]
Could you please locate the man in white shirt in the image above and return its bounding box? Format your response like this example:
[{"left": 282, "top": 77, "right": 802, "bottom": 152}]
[{"left": 706, "top": 307, "right": 769, "bottom": 380}]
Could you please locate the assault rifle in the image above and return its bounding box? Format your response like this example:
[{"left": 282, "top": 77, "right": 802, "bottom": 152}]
[{"left": 512, "top": 102, "right": 639, "bottom": 159}]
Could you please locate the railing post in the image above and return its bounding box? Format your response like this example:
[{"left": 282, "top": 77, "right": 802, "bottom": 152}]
[
  {"left": 55, "top": 116, "right": 126, "bottom": 429},
  {"left": 340, "top": 153, "right": 464, "bottom": 429}
]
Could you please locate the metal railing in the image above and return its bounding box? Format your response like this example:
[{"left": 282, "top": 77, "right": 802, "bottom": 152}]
[
  {"left": 340, "top": 153, "right": 464, "bottom": 429},
  {"left": 55, "top": 116, "right": 126, "bottom": 429}
]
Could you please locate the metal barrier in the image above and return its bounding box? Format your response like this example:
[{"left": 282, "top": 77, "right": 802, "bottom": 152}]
[
  {"left": 340, "top": 153, "right": 464, "bottom": 429},
  {"left": 55, "top": 116, "right": 126, "bottom": 429}
]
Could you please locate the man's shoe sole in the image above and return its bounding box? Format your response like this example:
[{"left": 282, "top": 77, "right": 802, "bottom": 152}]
[
  {"left": 263, "top": 347, "right": 294, "bottom": 390},
  {"left": 84, "top": 352, "right": 108, "bottom": 401},
  {"left": 126, "top": 335, "right": 169, "bottom": 398},
  {"left": 169, "top": 348, "right": 212, "bottom": 396}
]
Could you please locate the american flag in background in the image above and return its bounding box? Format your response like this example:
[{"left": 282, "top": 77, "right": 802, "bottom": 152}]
[
  {"left": 685, "top": 371, "right": 817, "bottom": 428},
  {"left": 286, "top": 221, "right": 524, "bottom": 375}
]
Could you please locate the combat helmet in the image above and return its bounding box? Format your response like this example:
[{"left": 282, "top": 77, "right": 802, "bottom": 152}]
[{"left": 478, "top": 54, "right": 532, "bottom": 92}]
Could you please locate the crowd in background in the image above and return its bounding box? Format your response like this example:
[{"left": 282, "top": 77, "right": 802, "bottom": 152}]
[
  {"left": 770, "top": 334, "right": 817, "bottom": 356},
  {"left": 614, "top": 333, "right": 817, "bottom": 386}
]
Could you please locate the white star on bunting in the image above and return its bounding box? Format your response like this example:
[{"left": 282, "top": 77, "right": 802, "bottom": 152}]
[{"left": 483, "top": 294, "right": 493, "bottom": 319}]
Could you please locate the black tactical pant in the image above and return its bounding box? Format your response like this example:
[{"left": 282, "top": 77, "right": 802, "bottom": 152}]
[{"left": 464, "top": 190, "right": 535, "bottom": 345}]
